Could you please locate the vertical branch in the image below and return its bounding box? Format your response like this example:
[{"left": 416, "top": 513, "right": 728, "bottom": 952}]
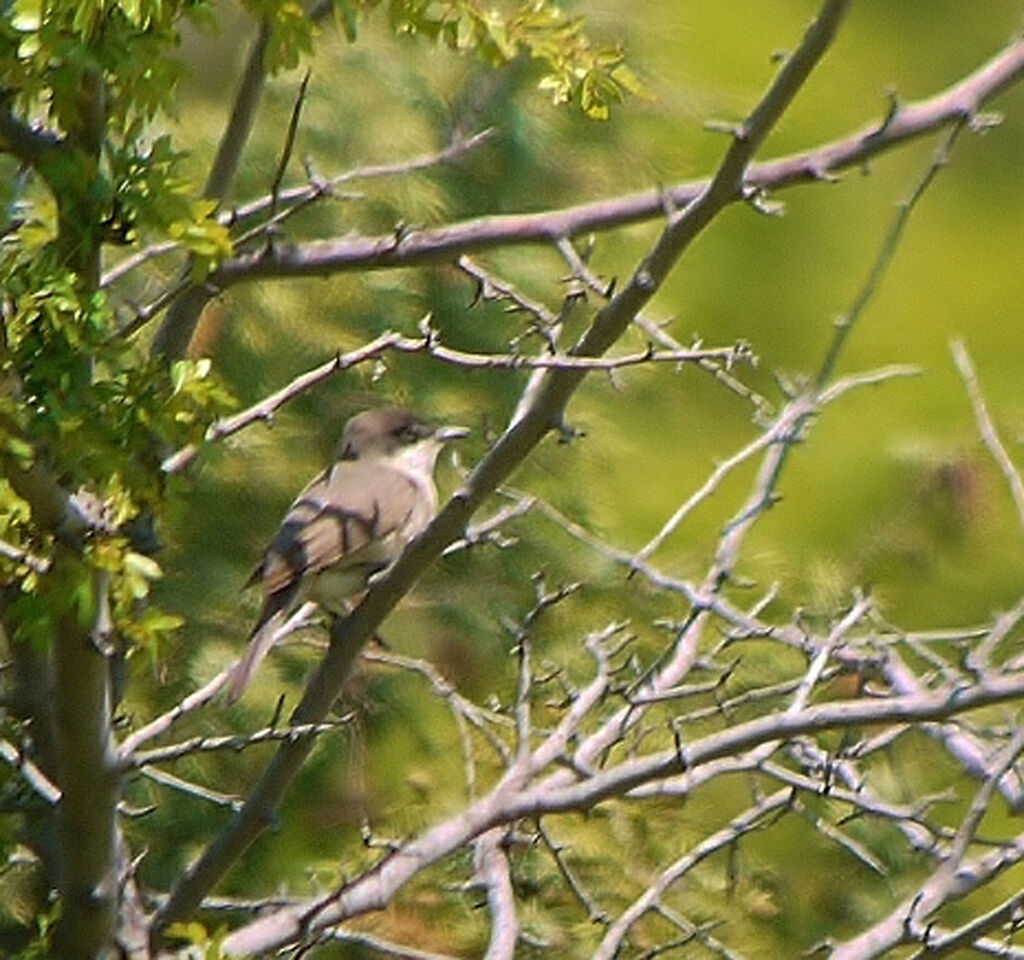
[
  {"left": 161, "top": 2, "right": 854, "bottom": 946},
  {"left": 37, "top": 45, "right": 122, "bottom": 954},
  {"left": 474, "top": 830, "right": 519, "bottom": 960},
  {"left": 52, "top": 564, "right": 120, "bottom": 958},
  {"left": 951, "top": 339, "right": 1024, "bottom": 538},
  {"left": 815, "top": 122, "right": 965, "bottom": 391},
  {"left": 151, "top": 21, "right": 271, "bottom": 360},
  {"left": 204, "top": 22, "right": 272, "bottom": 203}
]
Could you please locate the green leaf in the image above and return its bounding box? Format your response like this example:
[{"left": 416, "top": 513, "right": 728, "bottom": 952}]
[
  {"left": 3, "top": 436, "right": 35, "bottom": 464},
  {"left": 610, "top": 62, "right": 649, "bottom": 98},
  {"left": 124, "top": 550, "right": 163, "bottom": 582},
  {"left": 10, "top": 0, "right": 42, "bottom": 31},
  {"left": 335, "top": 0, "right": 359, "bottom": 41}
]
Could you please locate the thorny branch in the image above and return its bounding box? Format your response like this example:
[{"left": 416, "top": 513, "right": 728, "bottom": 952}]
[
  {"left": 200, "top": 35, "right": 1024, "bottom": 288},
  {"left": 109, "top": 7, "right": 1024, "bottom": 958},
  {"left": 213, "top": 3, "right": 862, "bottom": 952},
  {"left": 160, "top": 329, "right": 752, "bottom": 474},
  {"left": 100, "top": 130, "right": 494, "bottom": 291}
]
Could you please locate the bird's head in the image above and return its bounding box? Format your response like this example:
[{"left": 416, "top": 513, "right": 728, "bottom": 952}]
[{"left": 336, "top": 407, "right": 468, "bottom": 465}]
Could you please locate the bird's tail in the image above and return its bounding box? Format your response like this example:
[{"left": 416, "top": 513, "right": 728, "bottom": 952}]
[{"left": 226, "top": 612, "right": 286, "bottom": 704}]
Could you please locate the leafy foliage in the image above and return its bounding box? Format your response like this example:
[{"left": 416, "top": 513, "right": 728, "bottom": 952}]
[
  {"left": 1, "top": 0, "right": 198, "bottom": 130},
  {"left": 334, "top": 0, "right": 647, "bottom": 117},
  {"left": 0, "top": 0, "right": 638, "bottom": 667},
  {"left": 3, "top": 0, "right": 1022, "bottom": 957}
]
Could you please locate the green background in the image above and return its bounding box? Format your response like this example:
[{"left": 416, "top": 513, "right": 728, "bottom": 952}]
[{"left": 118, "top": 2, "right": 1024, "bottom": 955}]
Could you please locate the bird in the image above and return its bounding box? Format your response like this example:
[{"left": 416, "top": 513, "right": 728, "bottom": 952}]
[{"left": 227, "top": 406, "right": 467, "bottom": 703}]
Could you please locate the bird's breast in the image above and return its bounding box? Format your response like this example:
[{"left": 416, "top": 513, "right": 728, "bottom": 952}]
[{"left": 306, "top": 563, "right": 377, "bottom": 613}]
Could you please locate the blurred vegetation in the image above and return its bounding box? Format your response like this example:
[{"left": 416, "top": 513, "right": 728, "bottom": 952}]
[{"left": 3, "top": 0, "right": 1024, "bottom": 956}]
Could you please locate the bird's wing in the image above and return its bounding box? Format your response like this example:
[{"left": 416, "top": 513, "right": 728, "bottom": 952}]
[
  {"left": 228, "top": 460, "right": 423, "bottom": 703},
  {"left": 258, "top": 458, "right": 421, "bottom": 600}
]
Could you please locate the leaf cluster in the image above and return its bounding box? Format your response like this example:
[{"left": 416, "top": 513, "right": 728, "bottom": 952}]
[
  {"left": 334, "top": 0, "right": 647, "bottom": 117},
  {"left": 1, "top": 0, "right": 203, "bottom": 134},
  {"left": 0, "top": 248, "right": 234, "bottom": 646}
]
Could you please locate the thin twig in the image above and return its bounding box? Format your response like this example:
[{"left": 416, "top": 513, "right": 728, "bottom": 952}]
[
  {"left": 952, "top": 339, "right": 1024, "bottom": 538},
  {"left": 100, "top": 131, "right": 493, "bottom": 291},
  {"left": 0, "top": 738, "right": 61, "bottom": 804},
  {"left": 814, "top": 121, "right": 966, "bottom": 390},
  {"left": 139, "top": 767, "right": 243, "bottom": 811},
  {"left": 118, "top": 667, "right": 233, "bottom": 760},
  {"left": 0, "top": 537, "right": 51, "bottom": 574},
  {"left": 594, "top": 788, "right": 793, "bottom": 959},
  {"left": 127, "top": 718, "right": 352, "bottom": 769},
  {"left": 160, "top": 331, "right": 748, "bottom": 474},
  {"left": 269, "top": 71, "right": 311, "bottom": 216}
]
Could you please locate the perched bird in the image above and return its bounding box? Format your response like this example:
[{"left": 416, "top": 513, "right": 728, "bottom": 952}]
[{"left": 227, "top": 407, "right": 467, "bottom": 703}]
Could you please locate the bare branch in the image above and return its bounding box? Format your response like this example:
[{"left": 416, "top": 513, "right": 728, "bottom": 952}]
[
  {"left": 881, "top": 650, "right": 1024, "bottom": 808},
  {"left": 815, "top": 121, "right": 966, "bottom": 390},
  {"left": 101, "top": 131, "right": 493, "bottom": 291},
  {"left": 206, "top": 32, "right": 1024, "bottom": 289},
  {"left": 269, "top": 70, "right": 310, "bottom": 216},
  {"left": 140, "top": 767, "right": 242, "bottom": 811},
  {"left": 226, "top": 127, "right": 495, "bottom": 232},
  {"left": 952, "top": 339, "right": 1024, "bottom": 539},
  {"left": 0, "top": 738, "right": 61, "bottom": 805},
  {"left": 594, "top": 788, "right": 793, "bottom": 959},
  {"left": 126, "top": 718, "right": 351, "bottom": 770},
  {"left": 917, "top": 892, "right": 1024, "bottom": 958},
  {"left": 830, "top": 724, "right": 1024, "bottom": 960},
  {"left": 217, "top": 668, "right": 1024, "bottom": 955},
  {"left": 318, "top": 930, "right": 463, "bottom": 960},
  {"left": 534, "top": 819, "right": 607, "bottom": 924},
  {"left": 473, "top": 829, "right": 519, "bottom": 960},
  {"left": 362, "top": 646, "right": 514, "bottom": 781},
  {"left": 118, "top": 667, "right": 233, "bottom": 759},
  {"left": 161, "top": 330, "right": 749, "bottom": 474}
]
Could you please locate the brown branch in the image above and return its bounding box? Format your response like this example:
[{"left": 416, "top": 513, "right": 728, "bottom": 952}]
[
  {"left": 51, "top": 574, "right": 120, "bottom": 957},
  {"left": 269, "top": 70, "right": 310, "bottom": 215},
  {"left": 220, "top": 668, "right": 1024, "bottom": 955},
  {"left": 149, "top": 15, "right": 271, "bottom": 360},
  {"left": 206, "top": 34, "right": 1024, "bottom": 288},
  {"left": 160, "top": 330, "right": 751, "bottom": 474},
  {"left": 0, "top": 102, "right": 63, "bottom": 170},
  {"left": 124, "top": 719, "right": 350, "bottom": 770},
  {"left": 160, "top": 4, "right": 853, "bottom": 946}
]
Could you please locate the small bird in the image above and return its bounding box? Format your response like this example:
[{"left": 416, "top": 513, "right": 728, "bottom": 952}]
[{"left": 227, "top": 406, "right": 467, "bottom": 703}]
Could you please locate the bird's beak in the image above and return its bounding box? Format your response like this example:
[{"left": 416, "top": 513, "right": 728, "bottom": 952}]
[{"left": 435, "top": 425, "right": 469, "bottom": 443}]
